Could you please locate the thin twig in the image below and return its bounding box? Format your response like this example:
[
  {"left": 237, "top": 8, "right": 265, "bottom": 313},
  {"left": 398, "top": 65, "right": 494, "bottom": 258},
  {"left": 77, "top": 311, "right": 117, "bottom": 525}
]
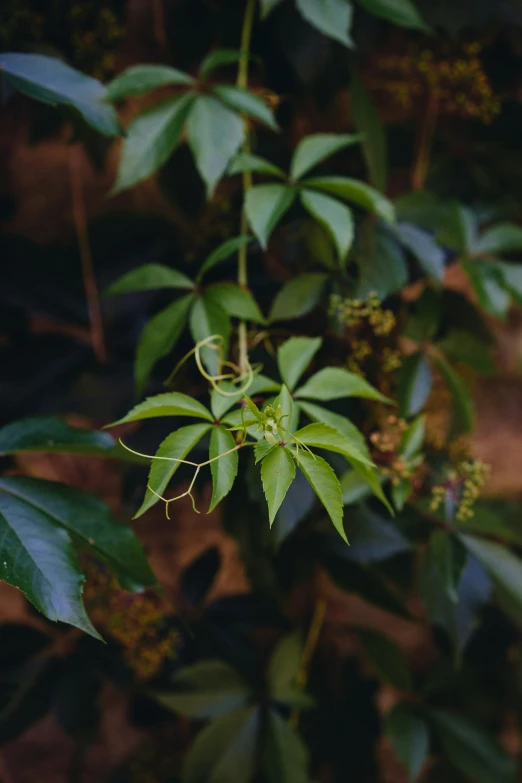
[
  {"left": 412, "top": 90, "right": 439, "bottom": 192},
  {"left": 290, "top": 598, "right": 327, "bottom": 727},
  {"left": 69, "top": 146, "right": 108, "bottom": 364}
]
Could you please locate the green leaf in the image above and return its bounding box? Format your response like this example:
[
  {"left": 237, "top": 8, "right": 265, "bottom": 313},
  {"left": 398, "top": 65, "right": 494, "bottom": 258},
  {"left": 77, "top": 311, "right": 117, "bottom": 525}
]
[
  {"left": 431, "top": 355, "right": 474, "bottom": 436},
  {"left": 297, "top": 452, "right": 346, "bottom": 542},
  {"left": 111, "top": 392, "right": 213, "bottom": 425},
  {"left": 106, "top": 64, "right": 193, "bottom": 101},
  {"left": 183, "top": 706, "right": 260, "bottom": 783},
  {"left": 274, "top": 384, "right": 298, "bottom": 432},
  {"left": 245, "top": 184, "right": 296, "bottom": 248},
  {"left": 0, "top": 492, "right": 100, "bottom": 637},
  {"left": 268, "top": 632, "right": 313, "bottom": 708},
  {"left": 475, "top": 223, "right": 522, "bottom": 255},
  {"left": 261, "top": 447, "right": 296, "bottom": 525},
  {"left": 322, "top": 555, "right": 409, "bottom": 617},
  {"left": 0, "top": 53, "right": 120, "bottom": 136},
  {"left": 295, "top": 0, "right": 354, "bottom": 46},
  {"left": 356, "top": 0, "right": 428, "bottom": 30},
  {"left": 356, "top": 222, "right": 407, "bottom": 298},
  {"left": 350, "top": 71, "right": 387, "bottom": 191},
  {"left": 429, "top": 530, "right": 467, "bottom": 603},
  {"left": 395, "top": 223, "right": 445, "bottom": 282},
  {"left": 293, "top": 422, "right": 372, "bottom": 466},
  {"left": 344, "top": 504, "right": 410, "bottom": 562},
  {"left": 438, "top": 203, "right": 479, "bottom": 255},
  {"left": 210, "top": 374, "right": 281, "bottom": 421},
  {"left": 340, "top": 469, "right": 373, "bottom": 505},
  {"left": 209, "top": 426, "right": 239, "bottom": 513},
  {"left": 397, "top": 352, "right": 432, "bottom": 418},
  {"left": 300, "top": 189, "right": 354, "bottom": 265},
  {"left": 498, "top": 262, "right": 522, "bottom": 308},
  {"left": 357, "top": 628, "right": 412, "bottom": 690},
  {"left": 461, "top": 534, "right": 522, "bottom": 614},
  {"left": 205, "top": 283, "right": 265, "bottom": 323},
  {"left": 199, "top": 48, "right": 247, "bottom": 77},
  {"left": 134, "top": 294, "right": 194, "bottom": 396},
  {"left": 277, "top": 337, "right": 322, "bottom": 392},
  {"left": 295, "top": 366, "right": 390, "bottom": 402},
  {"left": 112, "top": 93, "right": 194, "bottom": 193},
  {"left": 211, "top": 85, "right": 278, "bottom": 130},
  {"left": 0, "top": 417, "right": 116, "bottom": 458},
  {"left": 260, "top": 0, "right": 285, "bottom": 17},
  {"left": 190, "top": 294, "right": 231, "bottom": 377},
  {"left": 263, "top": 710, "right": 310, "bottom": 783},
  {"left": 420, "top": 551, "right": 492, "bottom": 654},
  {"left": 255, "top": 439, "right": 276, "bottom": 464},
  {"left": 404, "top": 287, "right": 442, "bottom": 343},
  {"left": 398, "top": 415, "right": 425, "bottom": 459},
  {"left": 290, "top": 133, "right": 360, "bottom": 182},
  {"left": 105, "top": 264, "right": 194, "bottom": 295},
  {"left": 438, "top": 330, "right": 495, "bottom": 375},
  {"left": 187, "top": 95, "right": 244, "bottom": 197},
  {"left": 461, "top": 260, "right": 510, "bottom": 319},
  {"left": 228, "top": 152, "right": 286, "bottom": 178},
  {"left": 392, "top": 478, "right": 412, "bottom": 511},
  {"left": 303, "top": 176, "right": 395, "bottom": 223},
  {"left": 268, "top": 273, "right": 327, "bottom": 322},
  {"left": 135, "top": 423, "right": 211, "bottom": 517},
  {"left": 0, "top": 476, "right": 155, "bottom": 591},
  {"left": 298, "top": 401, "right": 368, "bottom": 454},
  {"left": 151, "top": 660, "right": 250, "bottom": 719},
  {"left": 384, "top": 705, "right": 429, "bottom": 783},
  {"left": 197, "top": 236, "right": 251, "bottom": 280},
  {"left": 431, "top": 710, "right": 516, "bottom": 783},
  {"left": 351, "top": 462, "right": 393, "bottom": 514}
]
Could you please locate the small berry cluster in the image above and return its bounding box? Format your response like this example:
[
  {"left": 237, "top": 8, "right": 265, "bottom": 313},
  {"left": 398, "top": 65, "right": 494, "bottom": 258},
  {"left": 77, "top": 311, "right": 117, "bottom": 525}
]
[
  {"left": 329, "top": 292, "right": 396, "bottom": 336},
  {"left": 83, "top": 560, "right": 179, "bottom": 680},
  {"left": 429, "top": 459, "right": 490, "bottom": 521}
]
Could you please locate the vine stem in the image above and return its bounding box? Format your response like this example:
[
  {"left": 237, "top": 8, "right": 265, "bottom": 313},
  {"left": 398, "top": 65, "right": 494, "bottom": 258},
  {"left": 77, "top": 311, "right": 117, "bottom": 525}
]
[
  {"left": 236, "top": 0, "right": 256, "bottom": 375},
  {"left": 69, "top": 146, "right": 108, "bottom": 364}
]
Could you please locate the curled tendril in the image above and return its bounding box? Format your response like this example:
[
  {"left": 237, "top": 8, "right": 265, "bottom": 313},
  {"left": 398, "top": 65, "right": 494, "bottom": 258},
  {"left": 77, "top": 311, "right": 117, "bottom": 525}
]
[{"left": 166, "top": 334, "right": 258, "bottom": 398}]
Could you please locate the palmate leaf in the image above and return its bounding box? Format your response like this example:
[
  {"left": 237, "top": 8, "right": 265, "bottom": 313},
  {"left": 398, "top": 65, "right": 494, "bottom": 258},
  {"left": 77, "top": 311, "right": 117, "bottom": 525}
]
[
  {"left": 277, "top": 336, "right": 322, "bottom": 392},
  {"left": 300, "top": 189, "right": 354, "bottom": 266},
  {"left": 261, "top": 447, "right": 296, "bottom": 525},
  {"left": 151, "top": 660, "right": 251, "bottom": 719},
  {"left": 297, "top": 451, "right": 346, "bottom": 542},
  {"left": 295, "top": 0, "right": 354, "bottom": 46},
  {"left": 0, "top": 53, "right": 120, "bottom": 136},
  {"left": 297, "top": 401, "right": 368, "bottom": 454},
  {"left": 0, "top": 492, "right": 100, "bottom": 638},
  {"left": 295, "top": 366, "right": 391, "bottom": 402},
  {"left": 0, "top": 417, "right": 117, "bottom": 458},
  {"left": 268, "top": 273, "right": 328, "bottom": 322},
  {"left": 229, "top": 152, "right": 286, "bottom": 179},
  {"left": 112, "top": 93, "right": 195, "bottom": 194},
  {"left": 303, "top": 176, "right": 395, "bottom": 223},
  {"left": 385, "top": 704, "right": 429, "bottom": 783},
  {"left": 357, "top": 0, "right": 429, "bottom": 30},
  {"left": 183, "top": 706, "right": 260, "bottom": 783},
  {"left": 204, "top": 283, "right": 265, "bottom": 323},
  {"left": 105, "top": 264, "right": 194, "bottom": 295},
  {"left": 111, "top": 392, "right": 213, "bottom": 425},
  {"left": 209, "top": 426, "right": 239, "bottom": 513},
  {"left": 263, "top": 710, "right": 309, "bottom": 783},
  {"left": 134, "top": 294, "right": 194, "bottom": 395},
  {"left": 245, "top": 184, "right": 296, "bottom": 248},
  {"left": 135, "top": 423, "right": 212, "bottom": 518},
  {"left": 210, "top": 85, "right": 278, "bottom": 130},
  {"left": 290, "top": 133, "right": 360, "bottom": 181},
  {"left": 189, "top": 294, "right": 231, "bottom": 377},
  {"left": 350, "top": 70, "right": 387, "bottom": 191},
  {"left": 106, "top": 64, "right": 194, "bottom": 101},
  {"left": 197, "top": 236, "right": 251, "bottom": 280},
  {"left": 397, "top": 352, "right": 432, "bottom": 418},
  {"left": 267, "top": 632, "right": 314, "bottom": 709},
  {"left": 187, "top": 95, "right": 245, "bottom": 197},
  {"left": 0, "top": 476, "right": 155, "bottom": 591},
  {"left": 293, "top": 422, "right": 372, "bottom": 465}
]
